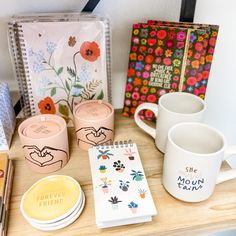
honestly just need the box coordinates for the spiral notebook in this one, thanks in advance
[88,141,157,228]
[8,13,111,126]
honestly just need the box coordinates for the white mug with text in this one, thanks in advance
[163,122,236,202]
[134,92,206,153]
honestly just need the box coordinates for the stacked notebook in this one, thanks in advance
[122,20,219,120]
[8,13,111,126]
[0,153,14,236]
[89,141,157,228]
[0,83,16,151]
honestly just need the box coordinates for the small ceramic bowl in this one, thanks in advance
[20,175,83,224]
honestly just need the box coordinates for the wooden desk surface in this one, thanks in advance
[7,112,236,236]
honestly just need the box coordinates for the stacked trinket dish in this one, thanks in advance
[20,175,85,231]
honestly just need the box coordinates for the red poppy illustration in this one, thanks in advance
[68,36,76,47]
[80,41,100,62]
[38,97,56,114]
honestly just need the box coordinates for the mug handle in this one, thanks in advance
[217,146,236,184]
[134,103,158,139]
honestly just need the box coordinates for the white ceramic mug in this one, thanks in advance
[163,122,236,202]
[134,92,206,153]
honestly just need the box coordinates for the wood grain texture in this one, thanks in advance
[7,111,236,235]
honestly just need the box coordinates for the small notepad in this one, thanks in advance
[88,141,157,228]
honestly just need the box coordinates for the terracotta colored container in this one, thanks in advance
[18,114,69,173]
[73,100,114,150]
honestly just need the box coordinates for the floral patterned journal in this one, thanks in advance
[122,21,219,120]
[8,14,111,126]
[88,141,157,228]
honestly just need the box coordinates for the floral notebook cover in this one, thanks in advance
[88,142,157,228]
[8,14,111,126]
[122,20,219,120]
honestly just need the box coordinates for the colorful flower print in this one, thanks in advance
[139,46,147,53]
[133,78,142,86]
[157,89,166,96]
[149,30,156,37]
[123,22,219,120]
[137,55,144,61]
[177,31,186,41]
[140,86,149,94]
[163,58,172,66]
[125,99,131,106]
[187,77,197,86]
[80,41,100,62]
[131,46,138,52]
[165,40,174,48]
[127,68,135,77]
[132,37,140,44]
[158,40,164,46]
[142,71,150,79]
[174,49,183,59]
[133,29,139,35]
[38,97,56,114]
[132,92,140,100]
[147,38,156,45]
[190,33,197,43]
[140,29,148,38]
[168,31,176,39]
[130,53,137,61]
[145,55,154,64]
[202,71,209,79]
[205,55,213,63]
[145,110,153,119]
[155,47,163,56]
[157,30,167,39]
[165,49,173,57]
[209,37,216,46]
[147,94,156,103]
[173,59,181,67]
[191,60,200,69]
[195,42,203,52]
[126,83,133,92]
[145,64,151,71]
[135,62,144,71]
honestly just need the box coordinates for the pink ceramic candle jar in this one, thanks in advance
[73,100,114,150]
[18,114,69,173]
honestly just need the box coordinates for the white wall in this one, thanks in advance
[1,0,236,145]
[194,0,236,144]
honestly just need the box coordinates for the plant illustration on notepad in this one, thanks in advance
[138,189,147,199]
[128,201,138,214]
[119,180,130,192]
[97,150,114,160]
[130,170,144,181]
[99,177,112,194]
[108,196,122,210]
[113,160,125,173]
[99,165,107,173]
[29,39,104,124]
[123,148,136,160]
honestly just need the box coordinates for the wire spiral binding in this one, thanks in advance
[8,13,112,118]
[8,22,35,117]
[96,140,133,150]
